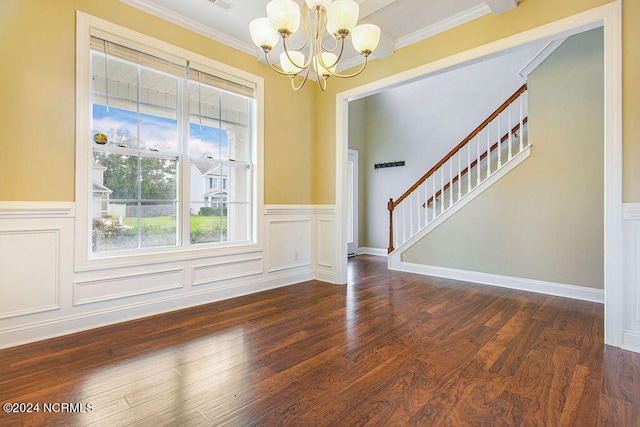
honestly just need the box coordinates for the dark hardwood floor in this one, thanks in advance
[1,255,638,426]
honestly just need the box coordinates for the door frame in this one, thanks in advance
[334,2,623,347]
[347,149,359,256]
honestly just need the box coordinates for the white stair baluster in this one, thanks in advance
[402,203,406,244]
[487,125,491,177]
[519,94,524,152]
[421,182,425,225]
[416,190,420,232]
[441,167,445,213]
[497,113,502,168]
[508,104,513,160]
[418,181,427,230]
[457,151,462,200]
[477,134,481,184]
[432,172,437,219]
[449,159,453,207]
[426,180,430,224]
[409,193,414,236]
[467,143,471,193]
[393,209,398,250]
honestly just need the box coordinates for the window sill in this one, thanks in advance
[75,240,262,273]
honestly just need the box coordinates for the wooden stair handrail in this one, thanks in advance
[424,117,527,206]
[390,83,527,210]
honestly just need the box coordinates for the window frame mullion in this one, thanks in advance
[180,67,191,248]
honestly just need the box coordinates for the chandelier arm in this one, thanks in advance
[282,34,308,53]
[290,65,312,91]
[263,50,297,76]
[316,77,327,92]
[324,54,370,79]
[314,7,326,46]
[321,35,341,53]
[317,37,346,72]
[283,38,312,70]
[284,6,310,52]
[317,6,341,53]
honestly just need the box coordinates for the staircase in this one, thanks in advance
[387,84,530,255]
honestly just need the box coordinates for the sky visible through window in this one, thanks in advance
[92,104,229,159]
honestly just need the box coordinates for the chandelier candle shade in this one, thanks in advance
[250,0,381,91]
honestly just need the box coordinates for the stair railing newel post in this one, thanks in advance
[388,198,395,253]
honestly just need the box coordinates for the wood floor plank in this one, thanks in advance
[0,255,637,426]
[602,346,638,403]
[558,364,601,426]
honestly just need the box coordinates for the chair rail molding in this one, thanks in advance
[0,201,75,218]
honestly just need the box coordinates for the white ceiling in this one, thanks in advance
[120,0,519,69]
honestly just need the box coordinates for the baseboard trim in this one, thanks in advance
[356,247,388,257]
[0,271,311,350]
[313,269,340,284]
[393,261,604,303]
[622,330,640,353]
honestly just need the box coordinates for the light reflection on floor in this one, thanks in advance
[70,326,248,425]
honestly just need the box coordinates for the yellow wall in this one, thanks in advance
[0,0,314,204]
[2,0,636,204]
[312,0,640,204]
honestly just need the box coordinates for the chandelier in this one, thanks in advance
[249,0,381,91]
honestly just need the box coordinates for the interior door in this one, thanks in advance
[347,149,358,256]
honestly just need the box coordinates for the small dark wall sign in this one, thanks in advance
[374,161,405,169]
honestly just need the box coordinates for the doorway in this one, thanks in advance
[334,4,622,346]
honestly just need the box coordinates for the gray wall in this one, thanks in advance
[348,44,543,250]
[402,28,604,289]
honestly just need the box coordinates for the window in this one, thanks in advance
[78,16,261,262]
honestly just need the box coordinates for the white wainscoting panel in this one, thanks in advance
[623,203,640,353]
[316,219,333,268]
[264,205,337,283]
[266,218,312,272]
[74,268,184,306]
[0,203,335,349]
[192,256,263,287]
[312,206,337,283]
[0,228,61,319]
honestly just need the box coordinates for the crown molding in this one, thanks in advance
[120,0,492,78]
[395,4,491,50]
[119,0,256,56]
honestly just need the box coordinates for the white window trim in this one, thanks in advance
[75,11,264,272]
